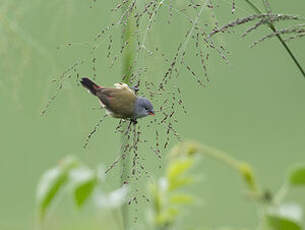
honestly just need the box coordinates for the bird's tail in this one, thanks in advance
[80,77,101,95]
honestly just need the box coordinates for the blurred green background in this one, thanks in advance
[1,0,305,229]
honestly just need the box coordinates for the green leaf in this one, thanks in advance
[238,162,257,191]
[265,214,302,230]
[167,159,193,180]
[70,168,97,207]
[167,158,194,191]
[155,207,179,226]
[289,165,305,186]
[36,156,79,219]
[170,193,193,204]
[74,179,96,207]
[95,185,128,209]
[268,203,303,223]
[169,141,200,158]
[168,176,193,191]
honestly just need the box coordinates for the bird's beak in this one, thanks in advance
[149,111,155,116]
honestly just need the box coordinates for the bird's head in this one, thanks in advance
[134,97,155,119]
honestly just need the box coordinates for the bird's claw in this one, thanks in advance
[131,119,138,124]
[130,86,139,93]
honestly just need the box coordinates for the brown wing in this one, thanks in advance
[96,87,136,118]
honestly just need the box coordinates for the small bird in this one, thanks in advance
[80,77,155,122]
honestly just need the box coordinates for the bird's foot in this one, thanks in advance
[130,86,139,93]
[131,119,138,124]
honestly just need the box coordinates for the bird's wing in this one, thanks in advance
[96,87,137,117]
[113,82,135,95]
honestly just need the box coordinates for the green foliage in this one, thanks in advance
[35,141,305,230]
[264,203,303,230]
[70,167,97,207]
[36,156,80,219]
[94,185,128,209]
[265,215,301,230]
[167,158,194,191]
[169,194,193,205]
[31,0,305,229]
[153,141,305,230]
[149,142,200,229]
[176,141,260,195]
[36,157,127,221]
[238,162,257,192]
[289,165,305,186]
[74,179,96,207]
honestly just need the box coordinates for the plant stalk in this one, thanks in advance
[197,144,259,193]
[120,2,136,229]
[244,0,305,78]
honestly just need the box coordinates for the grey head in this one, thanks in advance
[134,97,155,119]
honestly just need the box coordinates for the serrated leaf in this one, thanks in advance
[36,156,79,219]
[266,214,302,230]
[289,165,305,186]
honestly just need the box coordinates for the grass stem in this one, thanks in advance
[244,0,305,78]
[120,2,136,229]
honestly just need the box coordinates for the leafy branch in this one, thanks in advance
[36,142,305,230]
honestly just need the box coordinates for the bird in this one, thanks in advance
[80,77,155,123]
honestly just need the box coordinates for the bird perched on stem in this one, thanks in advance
[80,77,155,123]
